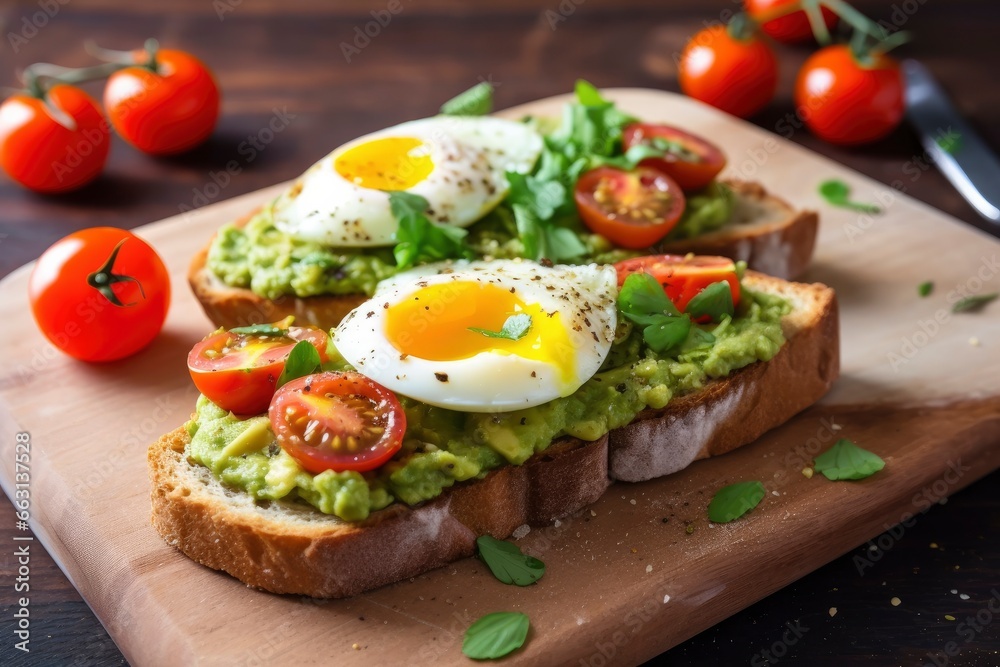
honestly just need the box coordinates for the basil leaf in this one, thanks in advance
[440,81,493,116]
[276,340,322,388]
[918,281,934,298]
[618,272,680,324]
[575,79,608,106]
[643,314,691,352]
[818,179,881,214]
[952,293,998,313]
[462,612,530,660]
[228,323,287,336]
[388,191,470,269]
[469,314,532,341]
[708,481,766,523]
[685,281,735,322]
[814,439,885,481]
[476,535,545,586]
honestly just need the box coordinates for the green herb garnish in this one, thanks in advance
[813,439,885,481]
[440,81,493,116]
[469,314,532,342]
[618,272,713,354]
[918,281,934,298]
[388,191,471,269]
[476,535,545,586]
[819,179,881,214]
[229,323,286,336]
[462,612,530,660]
[936,129,962,155]
[276,340,322,388]
[707,481,766,523]
[952,293,998,313]
[685,281,735,322]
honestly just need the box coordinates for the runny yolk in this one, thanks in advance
[333,136,434,191]
[384,281,576,385]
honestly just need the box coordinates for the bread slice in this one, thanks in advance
[151,273,838,597]
[188,181,818,330]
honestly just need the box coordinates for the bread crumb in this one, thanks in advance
[951,589,958,594]
[553,519,562,527]
[829,607,837,617]
[960,594,970,600]
[590,510,597,517]
[645,564,653,574]
[930,542,939,549]
[512,524,531,539]
[352,643,361,650]
[631,548,637,554]
[945,614,956,621]
[830,421,842,431]
[969,336,980,347]
[663,594,671,604]
[629,499,636,505]
[802,467,814,479]
[891,597,901,607]
[771,490,779,497]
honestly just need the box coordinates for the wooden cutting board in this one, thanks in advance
[1,89,999,666]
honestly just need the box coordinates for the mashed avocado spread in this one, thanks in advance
[185,287,789,522]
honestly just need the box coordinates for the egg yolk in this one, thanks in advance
[334,136,434,191]
[384,281,577,386]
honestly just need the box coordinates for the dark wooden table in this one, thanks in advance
[1,1,998,665]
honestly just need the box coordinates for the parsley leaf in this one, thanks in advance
[476,535,545,585]
[462,612,530,660]
[952,293,998,313]
[685,281,735,322]
[617,272,681,324]
[642,314,691,352]
[276,340,322,388]
[440,81,493,116]
[707,481,766,523]
[228,323,286,336]
[388,191,471,269]
[819,179,881,214]
[813,439,885,481]
[918,281,934,297]
[469,314,532,341]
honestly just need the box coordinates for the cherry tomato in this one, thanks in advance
[745,0,837,44]
[188,324,330,416]
[614,255,741,314]
[0,84,110,193]
[269,372,406,474]
[574,166,686,249]
[622,123,727,191]
[104,48,219,155]
[679,25,778,119]
[29,228,170,362]
[795,45,904,146]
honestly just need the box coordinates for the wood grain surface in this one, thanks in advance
[1,1,999,666]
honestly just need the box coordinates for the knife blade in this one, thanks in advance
[904,59,1000,223]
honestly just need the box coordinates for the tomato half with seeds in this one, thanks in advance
[614,255,741,313]
[574,166,686,249]
[623,123,727,191]
[269,372,406,474]
[187,325,329,415]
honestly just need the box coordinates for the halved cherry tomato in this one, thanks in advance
[187,324,329,415]
[795,45,904,146]
[623,123,727,191]
[0,84,110,193]
[269,372,406,474]
[745,0,838,44]
[679,25,778,119]
[614,255,741,314]
[104,48,219,155]
[29,227,170,361]
[574,166,686,249]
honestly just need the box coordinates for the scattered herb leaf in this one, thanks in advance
[440,81,493,116]
[685,281,735,322]
[388,191,471,269]
[476,535,546,586]
[918,281,934,298]
[469,314,533,342]
[813,439,885,481]
[935,129,962,155]
[617,272,681,324]
[229,323,286,336]
[276,340,322,388]
[707,481,766,523]
[819,179,881,214]
[642,314,691,352]
[462,612,530,660]
[952,293,998,313]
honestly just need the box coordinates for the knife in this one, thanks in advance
[904,59,1000,223]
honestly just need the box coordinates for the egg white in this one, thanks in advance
[334,260,619,412]
[270,117,542,248]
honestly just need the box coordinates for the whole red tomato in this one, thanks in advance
[679,25,778,119]
[29,227,171,362]
[745,0,837,44]
[795,45,904,145]
[0,84,110,193]
[104,48,219,155]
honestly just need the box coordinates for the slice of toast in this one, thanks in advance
[150,273,838,598]
[188,180,818,330]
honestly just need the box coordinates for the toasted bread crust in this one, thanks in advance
[188,181,818,329]
[151,275,838,598]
